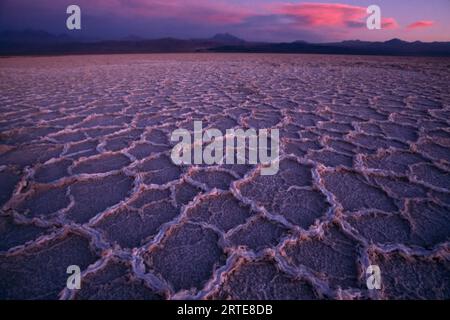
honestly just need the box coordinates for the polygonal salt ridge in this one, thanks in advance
[408,96,445,111]
[424,129,450,145]
[430,189,450,207]
[217,158,256,179]
[0,227,100,299]
[131,153,184,187]
[279,220,366,293]
[184,190,254,234]
[169,179,203,208]
[366,247,450,300]
[410,162,450,191]
[143,128,171,145]
[328,106,388,123]
[81,126,125,140]
[99,128,145,152]
[31,158,73,184]
[136,113,177,128]
[283,137,323,158]
[122,185,173,209]
[80,98,126,111]
[430,108,450,123]
[126,140,171,161]
[231,157,334,230]
[0,213,59,254]
[224,107,251,122]
[346,131,410,152]
[317,121,355,134]
[321,136,360,155]
[1,55,450,299]
[278,123,302,140]
[61,138,100,160]
[269,185,333,230]
[6,180,72,222]
[242,113,284,130]
[46,128,89,143]
[0,143,63,169]
[314,128,346,140]
[389,113,419,126]
[69,152,133,175]
[377,122,420,143]
[61,254,165,300]
[374,96,407,110]
[248,154,316,185]
[328,112,365,124]
[319,167,400,214]
[203,114,239,132]
[205,254,320,300]
[415,139,450,164]
[225,214,291,254]
[356,148,428,176]
[0,166,24,209]
[73,114,134,130]
[141,221,227,295]
[307,148,354,168]
[0,126,62,145]
[3,223,101,253]
[353,121,382,136]
[92,200,181,250]
[342,197,450,251]
[419,115,449,130]
[186,166,240,192]
[400,199,450,248]
[92,180,177,220]
[64,172,137,224]
[366,174,429,201]
[286,111,328,128]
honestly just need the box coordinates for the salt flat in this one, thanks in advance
[0,54,449,299]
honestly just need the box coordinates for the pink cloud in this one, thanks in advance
[78,1,400,29]
[382,17,399,30]
[275,3,365,27]
[113,0,253,24]
[407,20,435,30]
[272,2,398,30]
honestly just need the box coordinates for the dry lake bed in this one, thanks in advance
[0,53,449,299]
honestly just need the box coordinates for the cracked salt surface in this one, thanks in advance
[0,54,449,300]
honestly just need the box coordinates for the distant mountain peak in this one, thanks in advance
[1,29,449,57]
[0,29,73,43]
[385,38,408,45]
[211,33,245,44]
[293,40,308,44]
[122,34,144,41]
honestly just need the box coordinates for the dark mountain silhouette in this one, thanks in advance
[0,29,74,43]
[209,33,246,45]
[1,30,449,57]
[0,30,249,55]
[209,38,450,57]
[121,34,145,41]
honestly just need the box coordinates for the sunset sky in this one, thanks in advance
[0,0,449,42]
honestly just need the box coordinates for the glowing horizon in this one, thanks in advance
[0,0,449,43]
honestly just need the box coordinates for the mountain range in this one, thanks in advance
[1,30,449,57]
